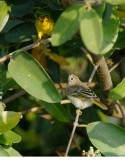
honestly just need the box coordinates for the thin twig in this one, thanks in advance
[81,47,99,87]
[61,99,71,104]
[34,6,49,10]
[84,0,91,10]
[116,100,125,123]
[109,57,125,73]
[19,106,44,114]
[87,65,99,87]
[64,109,81,157]
[80,47,94,65]
[37,44,48,61]
[2,90,26,104]
[9,16,35,23]
[0,38,51,63]
[71,0,102,7]
[2,82,96,104]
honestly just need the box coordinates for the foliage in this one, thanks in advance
[87,121,125,156]
[0,0,125,157]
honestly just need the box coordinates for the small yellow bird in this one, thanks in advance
[35,15,54,39]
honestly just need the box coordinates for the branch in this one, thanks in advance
[81,47,94,65]
[2,90,26,104]
[9,16,35,23]
[87,64,98,87]
[19,106,44,114]
[109,57,125,73]
[71,0,102,7]
[116,101,125,123]
[0,38,51,63]
[81,47,99,87]
[2,82,96,104]
[64,109,81,157]
[82,51,125,119]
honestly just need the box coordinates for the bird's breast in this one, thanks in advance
[68,95,92,109]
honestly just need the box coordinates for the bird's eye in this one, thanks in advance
[70,77,73,80]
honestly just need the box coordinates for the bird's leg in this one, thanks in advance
[73,109,82,127]
[76,108,87,128]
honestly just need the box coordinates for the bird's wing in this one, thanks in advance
[66,85,98,100]
[66,85,108,110]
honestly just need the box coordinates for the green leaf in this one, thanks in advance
[3,146,22,157]
[87,121,125,156]
[109,78,125,100]
[8,51,61,103]
[5,23,37,42]
[52,4,83,46]
[0,130,21,145]
[100,7,120,54]
[80,8,103,54]
[0,103,5,113]
[104,49,114,59]
[0,71,17,94]
[0,111,22,134]
[10,1,35,17]
[114,29,125,49]
[2,20,24,33]
[39,100,69,122]
[105,0,125,5]
[0,1,11,32]
[0,145,10,156]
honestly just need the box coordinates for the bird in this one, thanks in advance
[35,15,54,40]
[66,74,108,110]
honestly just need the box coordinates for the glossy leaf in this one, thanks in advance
[114,29,125,49]
[80,8,103,54]
[10,1,35,17]
[106,0,125,5]
[0,145,10,157]
[100,7,119,54]
[0,111,22,134]
[5,23,37,42]
[2,20,24,33]
[0,71,17,93]
[0,1,11,32]
[4,146,22,157]
[52,4,83,46]
[87,121,125,156]
[0,130,21,145]
[39,100,69,122]
[109,78,125,100]
[8,51,61,103]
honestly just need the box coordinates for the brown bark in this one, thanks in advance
[90,54,125,119]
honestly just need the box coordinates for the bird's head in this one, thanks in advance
[68,74,81,86]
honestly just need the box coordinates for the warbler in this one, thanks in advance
[35,15,54,39]
[66,74,108,110]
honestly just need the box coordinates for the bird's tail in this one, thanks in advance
[93,100,108,110]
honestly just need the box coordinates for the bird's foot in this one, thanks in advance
[76,109,82,115]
